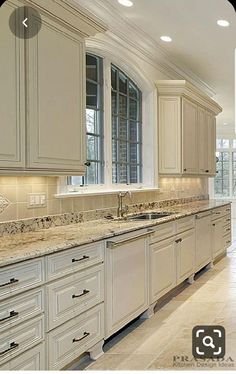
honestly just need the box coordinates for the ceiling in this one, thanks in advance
[78,0,236,132]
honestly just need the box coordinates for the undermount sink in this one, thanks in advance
[127,212,174,221]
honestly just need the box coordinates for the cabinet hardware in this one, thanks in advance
[226,228,230,231]
[107,231,155,249]
[205,170,209,173]
[226,240,231,244]
[212,223,215,226]
[0,342,19,356]
[226,219,230,222]
[84,162,91,167]
[175,238,182,243]
[215,212,221,215]
[72,289,90,298]
[183,168,187,172]
[0,278,19,288]
[73,332,90,343]
[0,310,19,323]
[226,209,230,212]
[72,255,89,263]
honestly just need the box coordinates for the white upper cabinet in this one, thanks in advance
[0,0,106,175]
[156,80,222,176]
[0,1,25,169]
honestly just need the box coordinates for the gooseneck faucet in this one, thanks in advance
[117,191,132,218]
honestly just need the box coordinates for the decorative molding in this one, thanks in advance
[0,195,10,215]
[74,0,216,98]
[156,80,222,115]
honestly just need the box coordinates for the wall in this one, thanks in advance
[0,176,208,223]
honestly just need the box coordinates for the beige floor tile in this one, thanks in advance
[87,354,157,370]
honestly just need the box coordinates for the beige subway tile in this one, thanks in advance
[17,203,35,220]
[0,204,17,222]
[73,197,84,212]
[47,176,59,185]
[16,184,33,203]
[83,195,103,211]
[61,198,73,213]
[47,185,58,200]
[48,199,60,215]
[102,194,117,208]
[0,177,17,186]
[0,185,17,203]
[16,176,34,185]
[32,184,48,195]
[33,206,48,218]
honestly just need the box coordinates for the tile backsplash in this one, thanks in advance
[0,176,209,223]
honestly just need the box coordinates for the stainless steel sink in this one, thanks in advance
[127,212,174,221]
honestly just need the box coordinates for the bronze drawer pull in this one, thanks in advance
[0,310,19,323]
[205,170,209,173]
[0,278,19,288]
[226,240,231,244]
[226,219,230,222]
[0,342,19,356]
[73,332,90,343]
[72,255,89,263]
[212,223,215,226]
[72,289,90,298]
[175,238,182,243]
[226,228,231,231]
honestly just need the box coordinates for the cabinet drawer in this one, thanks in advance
[46,242,104,281]
[223,235,231,248]
[212,205,231,221]
[0,259,44,301]
[0,343,45,371]
[0,316,44,365]
[0,288,43,333]
[150,222,176,244]
[222,204,231,216]
[46,264,104,330]
[176,215,195,234]
[47,304,104,370]
[223,224,231,236]
[222,215,231,227]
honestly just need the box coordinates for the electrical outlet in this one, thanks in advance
[28,193,47,208]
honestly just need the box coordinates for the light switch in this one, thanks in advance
[28,193,47,208]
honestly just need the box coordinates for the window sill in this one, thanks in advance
[55,187,160,199]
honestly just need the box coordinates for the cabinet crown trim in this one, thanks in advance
[156,80,222,116]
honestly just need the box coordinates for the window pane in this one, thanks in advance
[86,54,98,82]
[233,140,236,149]
[214,150,230,197]
[111,67,117,91]
[111,64,142,184]
[87,135,96,160]
[86,81,97,108]
[112,91,117,115]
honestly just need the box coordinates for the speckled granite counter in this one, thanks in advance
[0,199,231,267]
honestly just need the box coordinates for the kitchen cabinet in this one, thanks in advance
[150,237,176,303]
[0,0,25,170]
[105,231,150,338]
[156,80,222,176]
[212,218,224,259]
[176,228,195,284]
[0,0,106,175]
[195,212,212,271]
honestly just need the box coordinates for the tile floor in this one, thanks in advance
[73,224,236,371]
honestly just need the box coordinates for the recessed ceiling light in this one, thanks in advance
[118,0,133,7]
[217,20,230,27]
[160,36,172,43]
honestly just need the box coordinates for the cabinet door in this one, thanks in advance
[195,214,212,271]
[26,12,86,173]
[182,98,198,174]
[0,1,25,169]
[105,234,149,338]
[212,218,224,259]
[198,107,208,174]
[176,229,195,284]
[207,112,216,175]
[150,237,176,304]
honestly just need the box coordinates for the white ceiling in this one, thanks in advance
[76,0,236,132]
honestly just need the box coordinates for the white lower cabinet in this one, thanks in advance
[176,229,195,284]
[0,343,45,371]
[195,213,212,272]
[105,231,149,338]
[150,237,176,303]
[212,218,224,259]
[47,304,104,370]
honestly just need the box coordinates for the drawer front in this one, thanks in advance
[223,214,231,227]
[150,222,176,244]
[223,224,231,237]
[176,215,195,234]
[0,316,44,365]
[0,289,43,333]
[48,304,104,370]
[0,259,44,301]
[46,242,104,281]
[212,205,231,221]
[0,343,45,370]
[46,264,104,330]
[222,204,231,216]
[223,235,231,248]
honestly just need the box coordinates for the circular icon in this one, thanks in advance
[9,6,42,39]
[202,336,215,349]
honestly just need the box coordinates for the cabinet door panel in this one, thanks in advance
[105,235,148,338]
[150,237,176,303]
[212,218,224,259]
[198,107,208,174]
[177,229,195,284]
[195,215,212,271]
[207,112,216,175]
[182,98,198,174]
[0,1,25,168]
[27,14,85,172]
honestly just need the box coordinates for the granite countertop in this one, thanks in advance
[0,199,231,267]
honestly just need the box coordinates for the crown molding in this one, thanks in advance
[73,0,216,97]
[156,80,222,115]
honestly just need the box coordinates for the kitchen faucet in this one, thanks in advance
[117,191,132,218]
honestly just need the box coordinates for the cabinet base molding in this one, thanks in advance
[140,303,156,319]
[187,274,195,284]
[88,339,104,360]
